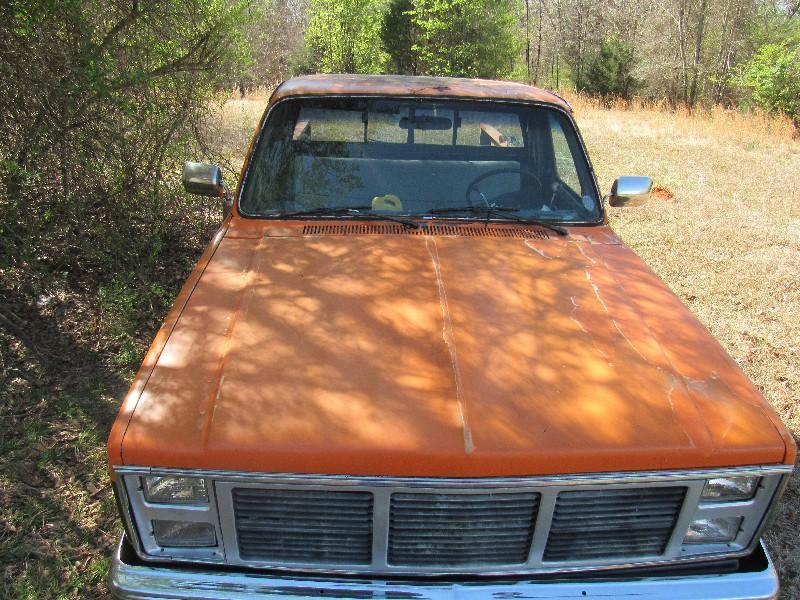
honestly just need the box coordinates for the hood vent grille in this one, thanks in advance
[302,223,550,239]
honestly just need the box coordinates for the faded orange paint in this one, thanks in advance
[109,219,794,476]
[107,76,795,479]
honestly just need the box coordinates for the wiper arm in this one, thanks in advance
[275,205,420,229]
[277,205,373,217]
[427,205,567,236]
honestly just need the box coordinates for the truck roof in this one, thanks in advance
[270,74,572,111]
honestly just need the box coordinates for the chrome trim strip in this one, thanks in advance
[111,465,792,576]
[108,536,781,600]
[114,464,792,487]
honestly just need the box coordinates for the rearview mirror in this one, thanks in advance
[399,115,452,131]
[182,161,225,197]
[608,176,653,207]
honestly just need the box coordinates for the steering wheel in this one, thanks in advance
[465,167,543,207]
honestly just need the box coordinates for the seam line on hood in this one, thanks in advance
[201,237,266,448]
[425,236,475,455]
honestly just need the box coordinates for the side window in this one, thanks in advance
[548,113,581,194]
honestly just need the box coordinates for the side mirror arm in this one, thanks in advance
[221,181,233,218]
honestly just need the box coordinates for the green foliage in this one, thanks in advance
[382,0,418,74]
[738,39,800,125]
[581,36,640,100]
[305,0,387,73]
[402,0,520,79]
[0,0,250,364]
[98,275,173,366]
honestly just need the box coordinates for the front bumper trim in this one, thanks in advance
[109,536,780,600]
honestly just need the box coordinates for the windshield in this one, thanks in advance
[239,97,601,223]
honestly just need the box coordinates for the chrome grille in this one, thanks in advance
[388,492,538,566]
[544,486,686,561]
[233,488,373,564]
[121,466,792,574]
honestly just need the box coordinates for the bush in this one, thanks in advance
[0,0,249,366]
[580,36,640,101]
[738,39,800,127]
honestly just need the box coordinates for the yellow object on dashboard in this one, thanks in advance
[372,194,403,212]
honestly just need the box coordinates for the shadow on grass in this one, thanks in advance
[0,281,135,598]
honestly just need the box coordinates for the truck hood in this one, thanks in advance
[118,224,791,476]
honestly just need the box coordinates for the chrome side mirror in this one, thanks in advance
[607,176,653,207]
[182,161,232,217]
[183,161,224,196]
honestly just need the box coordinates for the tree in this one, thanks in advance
[0,0,249,283]
[581,35,641,99]
[237,0,309,91]
[383,0,418,74]
[305,0,387,73]
[738,38,800,126]
[401,0,520,79]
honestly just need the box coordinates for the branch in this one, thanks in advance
[95,1,141,58]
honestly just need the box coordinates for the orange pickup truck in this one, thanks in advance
[106,75,795,599]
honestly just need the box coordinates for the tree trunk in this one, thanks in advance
[676,0,691,105]
[688,0,707,107]
[525,0,531,84]
[534,0,543,85]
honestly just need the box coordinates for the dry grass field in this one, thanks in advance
[207,92,800,596]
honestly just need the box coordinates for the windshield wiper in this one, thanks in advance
[273,205,421,229]
[427,206,568,236]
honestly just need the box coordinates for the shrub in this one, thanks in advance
[580,36,640,101]
[738,39,800,128]
[0,0,248,364]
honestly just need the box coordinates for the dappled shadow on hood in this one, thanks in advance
[121,227,789,476]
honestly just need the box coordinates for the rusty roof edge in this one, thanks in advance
[269,74,571,111]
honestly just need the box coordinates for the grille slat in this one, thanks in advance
[544,487,686,562]
[301,223,549,239]
[233,488,373,564]
[230,484,689,570]
[387,493,538,567]
[391,523,536,531]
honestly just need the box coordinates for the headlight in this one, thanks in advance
[152,519,217,547]
[680,471,789,558]
[701,476,759,502]
[143,475,208,504]
[684,516,742,544]
[119,472,222,562]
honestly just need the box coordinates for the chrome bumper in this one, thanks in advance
[109,536,780,600]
